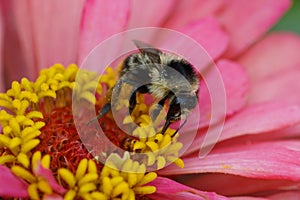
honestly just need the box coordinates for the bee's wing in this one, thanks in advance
[112,64,154,107]
[120,63,153,87]
[133,40,161,63]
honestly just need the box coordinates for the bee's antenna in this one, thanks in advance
[86,103,111,126]
[132,40,162,56]
[86,116,99,126]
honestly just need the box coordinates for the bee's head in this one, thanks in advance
[167,93,198,122]
[161,93,197,135]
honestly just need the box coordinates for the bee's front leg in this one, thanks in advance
[129,90,137,115]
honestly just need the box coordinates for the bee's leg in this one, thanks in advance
[171,118,187,138]
[129,90,137,115]
[161,97,180,135]
[160,118,171,135]
[87,103,111,125]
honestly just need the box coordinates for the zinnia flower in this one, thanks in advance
[1,0,300,199]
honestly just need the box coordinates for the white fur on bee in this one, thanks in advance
[148,66,170,99]
[159,53,182,65]
[124,52,199,99]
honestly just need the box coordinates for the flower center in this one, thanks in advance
[0,63,184,199]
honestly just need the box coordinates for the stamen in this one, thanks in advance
[100,152,157,199]
[97,65,185,170]
[0,63,181,199]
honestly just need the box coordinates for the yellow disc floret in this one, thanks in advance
[100,66,185,170]
[58,159,101,200]
[11,151,55,200]
[0,63,185,199]
[100,152,157,200]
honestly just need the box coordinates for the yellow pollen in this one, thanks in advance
[0,64,164,199]
[100,66,118,89]
[9,151,55,199]
[58,158,101,199]
[100,152,157,199]
[98,65,185,170]
[222,164,233,169]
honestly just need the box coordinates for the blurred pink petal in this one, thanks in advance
[216,0,291,57]
[269,191,300,200]
[217,102,300,141]
[187,102,300,154]
[231,197,267,200]
[209,124,300,148]
[164,0,225,29]
[247,67,300,104]
[214,60,248,115]
[33,163,66,195]
[193,59,248,128]
[79,0,130,62]
[0,165,28,198]
[178,17,229,59]
[161,140,300,181]
[147,176,230,200]
[238,33,300,104]
[272,124,300,139]
[128,0,175,28]
[160,17,229,73]
[175,173,299,197]
[44,194,64,200]
[239,33,300,82]
[1,1,36,88]
[12,0,85,69]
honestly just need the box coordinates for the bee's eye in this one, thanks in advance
[180,95,197,109]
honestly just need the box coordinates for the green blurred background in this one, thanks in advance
[272,0,300,33]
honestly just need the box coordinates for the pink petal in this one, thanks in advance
[12,0,85,69]
[174,173,299,197]
[178,17,229,59]
[213,60,248,116]
[182,60,248,157]
[1,1,37,88]
[34,163,66,194]
[163,0,225,29]
[0,165,28,197]
[147,177,230,200]
[44,194,64,200]
[231,197,267,200]
[273,124,300,140]
[218,102,300,142]
[128,0,175,28]
[216,0,291,57]
[190,59,248,128]
[238,33,300,104]
[160,140,300,181]
[269,191,300,200]
[238,33,300,82]
[79,0,130,63]
[247,67,300,105]
[159,18,229,74]
[186,102,300,154]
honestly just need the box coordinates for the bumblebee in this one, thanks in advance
[91,40,199,137]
